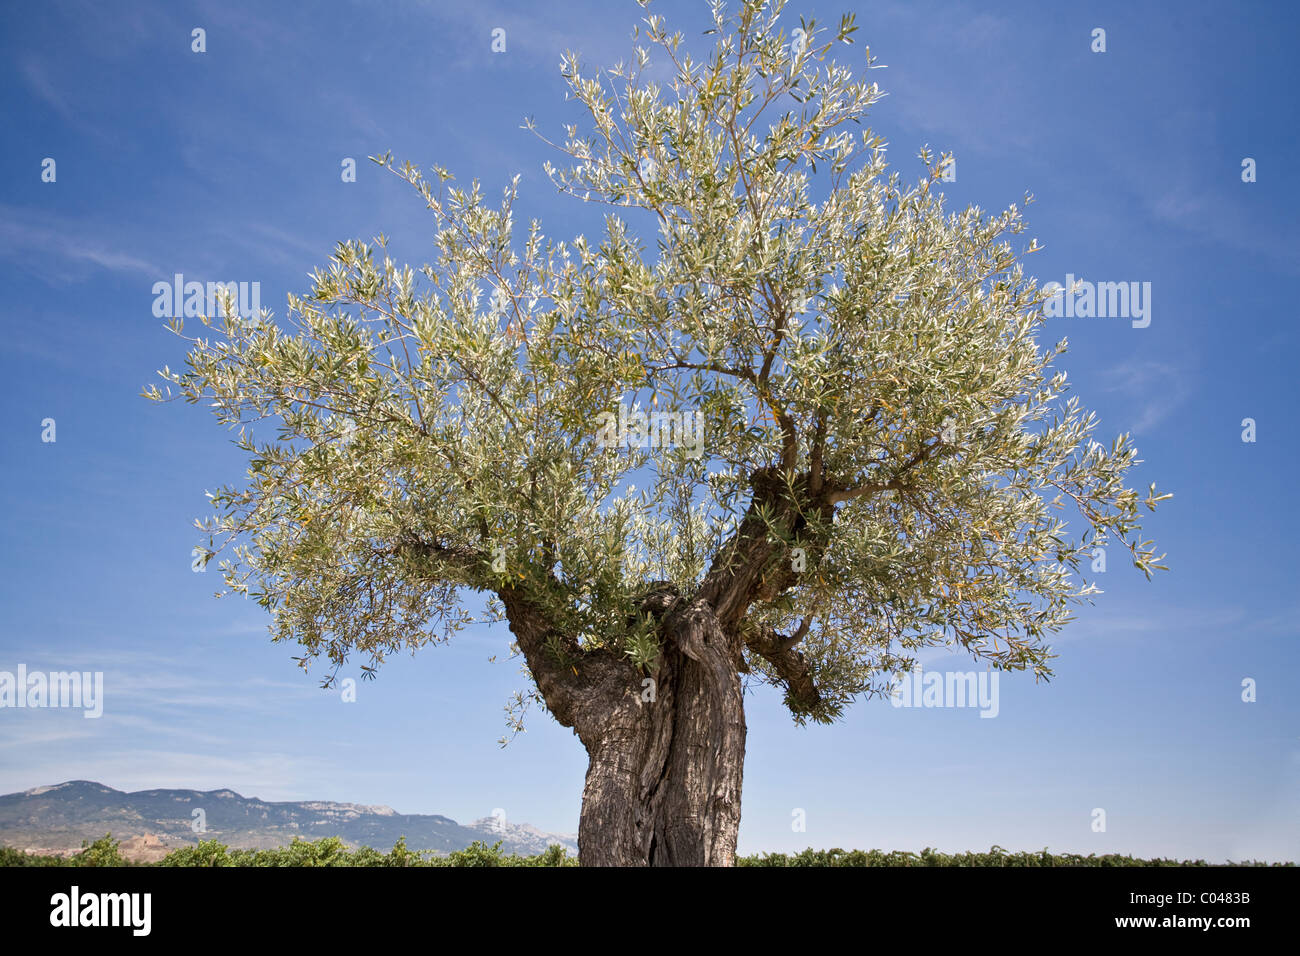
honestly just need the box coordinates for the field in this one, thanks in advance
[2,836,1289,868]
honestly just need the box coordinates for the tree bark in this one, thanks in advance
[575,597,746,866]
[495,466,833,866]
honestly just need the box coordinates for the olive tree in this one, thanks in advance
[148,0,1168,866]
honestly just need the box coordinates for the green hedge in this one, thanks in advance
[0,835,574,867]
[735,846,1292,867]
[1,835,1290,867]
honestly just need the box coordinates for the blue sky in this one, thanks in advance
[1,0,1297,861]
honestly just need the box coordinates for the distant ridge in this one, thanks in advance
[0,780,577,859]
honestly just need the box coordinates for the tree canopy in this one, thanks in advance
[148,0,1167,734]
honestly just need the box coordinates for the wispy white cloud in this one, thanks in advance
[1097,358,1196,434]
[19,57,77,125]
[861,3,1035,156]
[0,204,163,282]
[0,645,317,720]
[395,0,640,72]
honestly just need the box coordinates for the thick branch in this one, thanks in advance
[699,467,834,629]
[744,620,821,712]
[396,536,631,740]
[497,584,631,739]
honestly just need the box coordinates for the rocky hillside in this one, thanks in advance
[0,781,577,859]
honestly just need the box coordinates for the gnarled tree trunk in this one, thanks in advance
[498,467,829,866]
[577,598,746,866]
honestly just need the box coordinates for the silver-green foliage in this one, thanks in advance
[147,0,1168,724]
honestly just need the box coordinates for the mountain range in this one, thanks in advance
[0,780,578,861]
